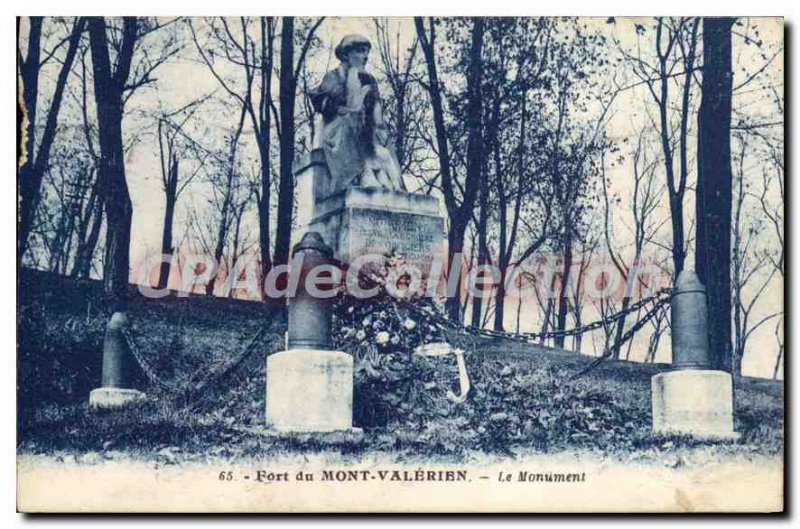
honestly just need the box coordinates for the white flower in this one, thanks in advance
[362,316,372,327]
[375,331,390,345]
[356,330,366,341]
[403,318,417,331]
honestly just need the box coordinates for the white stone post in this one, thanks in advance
[651,271,738,440]
[265,232,361,437]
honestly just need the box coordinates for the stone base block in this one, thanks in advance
[652,370,739,440]
[89,387,146,410]
[266,349,354,433]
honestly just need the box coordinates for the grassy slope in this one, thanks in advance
[17,268,783,463]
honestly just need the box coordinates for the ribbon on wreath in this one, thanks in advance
[414,343,471,404]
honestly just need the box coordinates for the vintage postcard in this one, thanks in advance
[16,15,784,513]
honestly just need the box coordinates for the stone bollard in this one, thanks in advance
[670,272,712,369]
[89,312,146,410]
[265,232,361,437]
[287,232,334,350]
[651,271,738,440]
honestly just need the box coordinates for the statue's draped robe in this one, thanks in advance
[311,67,405,195]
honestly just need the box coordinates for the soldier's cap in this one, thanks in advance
[335,34,372,61]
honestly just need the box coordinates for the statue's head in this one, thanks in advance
[335,34,371,68]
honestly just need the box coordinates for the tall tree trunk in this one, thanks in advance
[72,190,104,279]
[470,179,489,328]
[415,17,483,323]
[415,17,456,317]
[257,16,274,295]
[274,16,295,271]
[540,296,554,346]
[651,18,697,279]
[72,174,97,266]
[18,17,85,263]
[494,90,526,333]
[773,330,783,379]
[554,230,572,349]
[611,296,631,359]
[207,108,246,296]
[695,111,706,280]
[158,158,178,290]
[88,17,136,309]
[257,140,272,295]
[470,119,493,328]
[456,18,484,324]
[697,17,735,373]
[495,137,507,332]
[228,203,245,298]
[18,17,41,265]
[395,86,406,169]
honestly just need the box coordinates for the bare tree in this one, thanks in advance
[373,18,422,174]
[569,236,599,352]
[155,99,210,289]
[274,17,324,272]
[696,17,736,372]
[206,104,248,296]
[602,130,666,359]
[415,17,485,323]
[189,16,278,289]
[18,17,86,265]
[730,134,780,375]
[620,17,699,278]
[88,16,179,305]
[71,42,105,279]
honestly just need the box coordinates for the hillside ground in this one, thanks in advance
[17,268,783,467]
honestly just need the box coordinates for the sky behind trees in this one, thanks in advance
[18,17,783,378]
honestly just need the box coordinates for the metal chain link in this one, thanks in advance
[570,296,670,379]
[399,288,672,345]
[122,329,177,392]
[121,306,281,401]
[514,287,671,341]
[183,320,276,399]
[121,283,672,396]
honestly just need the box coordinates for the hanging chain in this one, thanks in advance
[122,328,176,392]
[399,287,672,345]
[120,282,673,398]
[121,306,282,401]
[570,296,670,379]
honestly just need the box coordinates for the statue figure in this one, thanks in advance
[311,34,406,194]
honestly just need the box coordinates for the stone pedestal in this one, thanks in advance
[294,150,445,279]
[265,349,358,433]
[89,387,145,410]
[307,187,444,276]
[652,370,739,440]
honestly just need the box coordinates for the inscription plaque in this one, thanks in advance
[297,185,445,280]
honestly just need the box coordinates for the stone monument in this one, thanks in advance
[265,232,361,437]
[651,271,738,440]
[294,34,444,280]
